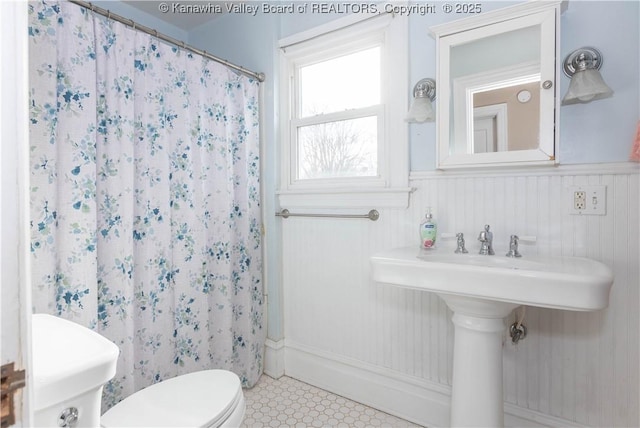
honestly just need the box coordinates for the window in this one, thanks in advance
[279,13,410,208]
[297,46,381,180]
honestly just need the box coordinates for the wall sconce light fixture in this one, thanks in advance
[406,78,436,122]
[562,47,613,105]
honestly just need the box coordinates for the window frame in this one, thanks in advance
[278,13,410,209]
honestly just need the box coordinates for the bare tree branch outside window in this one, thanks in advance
[299,116,377,180]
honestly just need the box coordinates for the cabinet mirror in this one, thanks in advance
[431,2,565,168]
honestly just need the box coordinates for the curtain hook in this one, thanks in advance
[107,9,111,20]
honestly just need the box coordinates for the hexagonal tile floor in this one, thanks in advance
[241,375,424,428]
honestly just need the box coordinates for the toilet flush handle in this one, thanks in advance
[58,407,79,428]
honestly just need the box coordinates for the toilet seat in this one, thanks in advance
[100,370,245,428]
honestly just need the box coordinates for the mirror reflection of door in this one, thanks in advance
[473,104,508,153]
[472,81,539,152]
[474,117,495,153]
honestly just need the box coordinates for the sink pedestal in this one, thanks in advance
[438,294,520,427]
[371,246,614,427]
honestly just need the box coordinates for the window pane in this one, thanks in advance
[297,116,377,180]
[299,47,380,117]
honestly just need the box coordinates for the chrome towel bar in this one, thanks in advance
[276,209,380,221]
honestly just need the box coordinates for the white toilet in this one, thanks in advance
[32,314,246,428]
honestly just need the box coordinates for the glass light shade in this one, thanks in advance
[405,96,434,123]
[562,68,614,105]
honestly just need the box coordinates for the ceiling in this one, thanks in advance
[123,1,227,30]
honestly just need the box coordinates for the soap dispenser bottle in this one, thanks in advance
[419,209,437,249]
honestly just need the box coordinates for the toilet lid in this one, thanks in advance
[101,370,243,428]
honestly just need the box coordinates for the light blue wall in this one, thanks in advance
[558,1,639,163]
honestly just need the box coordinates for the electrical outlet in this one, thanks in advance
[574,191,586,210]
[568,185,606,215]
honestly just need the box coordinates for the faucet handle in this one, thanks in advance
[517,235,537,243]
[506,235,522,258]
[454,233,469,254]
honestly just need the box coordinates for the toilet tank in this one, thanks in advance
[32,314,119,427]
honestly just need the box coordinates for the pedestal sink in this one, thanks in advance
[371,247,614,427]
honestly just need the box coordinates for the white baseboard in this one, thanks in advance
[263,338,285,379]
[284,341,586,428]
[284,341,451,427]
[504,403,584,427]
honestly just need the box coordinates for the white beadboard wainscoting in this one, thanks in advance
[279,163,639,428]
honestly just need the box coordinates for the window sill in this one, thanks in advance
[276,187,412,209]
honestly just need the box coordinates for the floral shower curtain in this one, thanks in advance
[28,0,264,408]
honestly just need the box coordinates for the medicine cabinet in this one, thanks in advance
[430,1,567,169]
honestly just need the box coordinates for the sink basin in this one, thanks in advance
[371,246,614,427]
[371,247,614,311]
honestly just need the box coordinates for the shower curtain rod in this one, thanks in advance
[67,0,266,82]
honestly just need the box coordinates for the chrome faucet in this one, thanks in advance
[506,235,522,258]
[477,224,495,255]
[454,233,469,254]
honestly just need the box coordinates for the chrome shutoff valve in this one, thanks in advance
[509,322,527,344]
[58,407,79,428]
